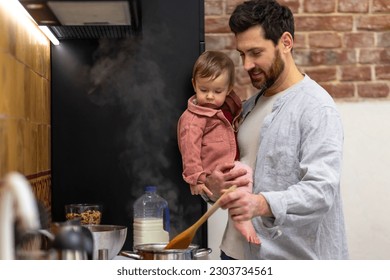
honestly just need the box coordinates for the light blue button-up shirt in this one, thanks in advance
[221,75,349,259]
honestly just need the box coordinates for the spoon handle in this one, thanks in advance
[192,185,237,229]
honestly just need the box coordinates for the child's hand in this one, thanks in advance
[190,183,213,197]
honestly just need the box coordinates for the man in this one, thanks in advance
[204,0,349,259]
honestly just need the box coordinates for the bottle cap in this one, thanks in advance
[145,186,156,192]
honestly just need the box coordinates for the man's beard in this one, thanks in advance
[249,48,285,90]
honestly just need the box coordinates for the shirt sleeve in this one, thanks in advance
[177,114,207,186]
[261,105,344,228]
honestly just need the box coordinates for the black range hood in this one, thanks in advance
[19,0,141,39]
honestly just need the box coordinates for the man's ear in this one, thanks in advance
[280,32,293,53]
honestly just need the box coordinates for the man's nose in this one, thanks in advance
[243,57,255,71]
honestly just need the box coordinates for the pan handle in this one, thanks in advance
[194,248,212,259]
[119,251,141,260]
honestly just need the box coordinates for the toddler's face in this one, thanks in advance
[193,70,231,109]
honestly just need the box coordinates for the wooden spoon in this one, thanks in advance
[164,185,237,250]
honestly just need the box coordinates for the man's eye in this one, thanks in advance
[252,51,262,57]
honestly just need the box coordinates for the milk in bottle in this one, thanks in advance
[133,186,170,247]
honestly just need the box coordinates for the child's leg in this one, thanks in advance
[231,161,261,244]
[233,219,261,244]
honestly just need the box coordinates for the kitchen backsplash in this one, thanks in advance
[0,2,51,211]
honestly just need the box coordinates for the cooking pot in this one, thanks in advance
[120,243,211,260]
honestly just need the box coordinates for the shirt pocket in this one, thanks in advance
[262,119,299,177]
[203,122,226,144]
[201,123,232,167]
[264,149,296,177]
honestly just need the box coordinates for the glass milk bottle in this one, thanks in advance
[133,186,170,247]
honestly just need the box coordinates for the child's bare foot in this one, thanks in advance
[234,220,261,245]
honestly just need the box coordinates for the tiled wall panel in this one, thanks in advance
[0,2,51,211]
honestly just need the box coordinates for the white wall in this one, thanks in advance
[338,101,390,260]
[207,101,390,260]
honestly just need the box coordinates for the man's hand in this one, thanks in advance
[204,162,250,201]
[219,190,273,220]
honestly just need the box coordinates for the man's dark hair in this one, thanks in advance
[229,0,295,46]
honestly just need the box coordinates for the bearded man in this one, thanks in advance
[204,0,349,260]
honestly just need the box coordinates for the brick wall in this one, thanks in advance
[205,0,390,101]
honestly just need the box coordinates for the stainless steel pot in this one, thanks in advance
[120,243,211,260]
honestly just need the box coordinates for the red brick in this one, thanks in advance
[375,65,390,80]
[204,0,390,103]
[205,0,224,16]
[226,0,246,15]
[308,32,342,48]
[295,16,353,31]
[320,83,355,99]
[293,33,307,49]
[377,32,390,47]
[225,49,241,65]
[357,15,390,31]
[344,32,375,48]
[295,49,357,66]
[340,66,372,81]
[338,0,369,13]
[304,0,336,13]
[373,0,390,13]
[294,50,311,66]
[360,49,390,64]
[205,16,231,33]
[359,50,378,64]
[225,0,300,15]
[205,34,236,50]
[302,67,337,82]
[235,67,251,85]
[377,48,390,63]
[358,83,389,98]
[278,0,300,13]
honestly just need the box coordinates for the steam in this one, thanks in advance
[74,21,203,240]
[83,34,180,214]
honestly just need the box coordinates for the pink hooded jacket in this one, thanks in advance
[177,91,242,186]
